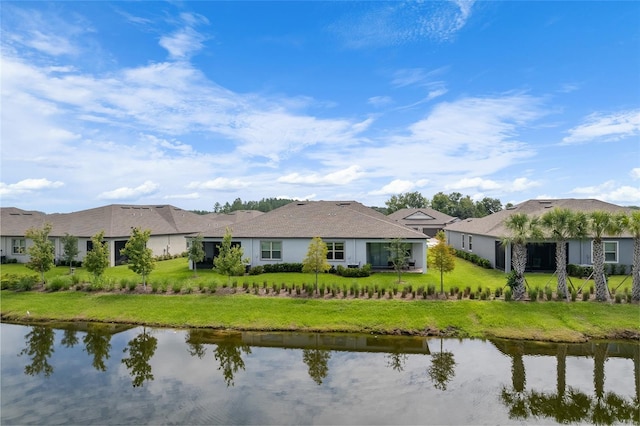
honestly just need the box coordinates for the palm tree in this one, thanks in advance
[587,211,622,302]
[541,208,588,301]
[621,211,640,302]
[503,213,543,300]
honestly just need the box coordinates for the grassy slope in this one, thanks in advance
[2,258,638,342]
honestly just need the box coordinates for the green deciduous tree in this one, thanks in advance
[120,227,155,289]
[84,231,110,281]
[188,233,205,277]
[25,223,55,283]
[587,211,622,302]
[541,208,587,301]
[502,213,543,300]
[388,238,411,284]
[621,211,640,301]
[302,236,331,290]
[214,228,248,285]
[428,230,456,295]
[61,233,79,273]
[385,191,429,214]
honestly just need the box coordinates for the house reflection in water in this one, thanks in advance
[186,330,431,354]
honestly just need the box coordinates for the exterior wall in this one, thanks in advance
[2,234,191,267]
[445,231,498,267]
[568,239,633,269]
[228,238,426,273]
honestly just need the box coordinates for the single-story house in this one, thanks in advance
[1,204,213,267]
[387,208,458,237]
[444,199,633,273]
[198,201,429,273]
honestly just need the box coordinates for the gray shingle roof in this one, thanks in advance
[201,201,427,239]
[387,208,457,226]
[1,204,211,238]
[445,199,633,238]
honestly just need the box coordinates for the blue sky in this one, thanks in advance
[1,1,639,213]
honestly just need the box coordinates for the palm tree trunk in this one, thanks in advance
[593,239,609,302]
[556,240,569,301]
[632,237,640,302]
[512,243,527,300]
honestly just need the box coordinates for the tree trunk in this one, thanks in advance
[512,244,527,300]
[556,240,569,301]
[632,237,640,302]
[593,239,608,302]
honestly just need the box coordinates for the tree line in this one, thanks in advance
[198,192,505,219]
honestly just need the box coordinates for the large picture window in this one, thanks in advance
[261,241,282,260]
[12,239,25,255]
[326,242,345,260]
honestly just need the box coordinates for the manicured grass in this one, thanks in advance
[2,258,638,342]
[2,291,638,342]
[1,257,634,296]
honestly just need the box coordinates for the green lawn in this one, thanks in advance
[1,256,634,297]
[2,258,638,343]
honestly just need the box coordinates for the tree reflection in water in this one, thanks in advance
[302,349,331,385]
[427,338,456,391]
[60,328,79,348]
[19,325,55,377]
[499,340,639,425]
[83,325,112,372]
[214,340,252,387]
[386,352,408,372]
[121,327,158,387]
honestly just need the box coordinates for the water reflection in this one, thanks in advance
[427,338,456,391]
[495,339,640,425]
[121,326,158,387]
[19,325,55,377]
[4,322,639,425]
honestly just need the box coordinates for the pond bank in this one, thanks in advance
[1,291,639,343]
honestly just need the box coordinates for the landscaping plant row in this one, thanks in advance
[1,272,635,303]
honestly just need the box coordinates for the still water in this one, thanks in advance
[1,322,638,425]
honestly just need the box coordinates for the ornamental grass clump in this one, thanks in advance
[582,291,590,301]
[504,288,513,301]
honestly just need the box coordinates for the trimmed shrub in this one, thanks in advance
[248,266,264,275]
[335,264,372,278]
[262,263,303,273]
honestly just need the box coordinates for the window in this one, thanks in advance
[261,241,282,260]
[468,235,473,251]
[604,241,618,263]
[591,241,618,263]
[12,239,25,255]
[461,234,465,249]
[327,242,345,260]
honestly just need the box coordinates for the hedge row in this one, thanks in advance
[454,249,492,269]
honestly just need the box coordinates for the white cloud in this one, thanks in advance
[445,176,540,193]
[332,0,475,48]
[446,177,501,191]
[570,180,640,204]
[368,96,393,107]
[277,165,365,186]
[187,178,250,191]
[630,168,640,180]
[0,178,64,196]
[562,109,640,144]
[160,27,206,60]
[98,180,160,200]
[164,192,200,200]
[369,178,429,196]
